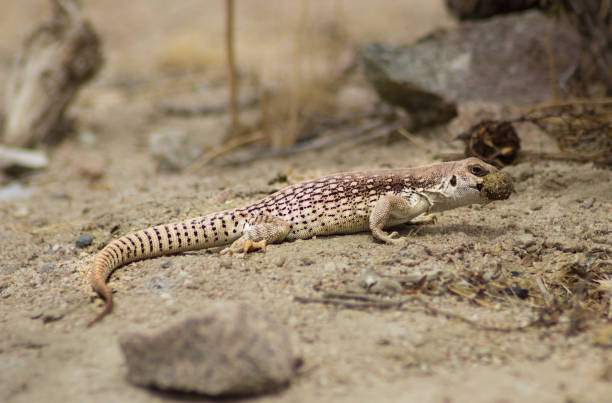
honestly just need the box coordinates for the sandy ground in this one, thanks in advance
[1,1,612,402]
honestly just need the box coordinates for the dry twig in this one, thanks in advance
[294,291,542,333]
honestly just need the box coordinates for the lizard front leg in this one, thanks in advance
[369,194,431,244]
[220,214,290,256]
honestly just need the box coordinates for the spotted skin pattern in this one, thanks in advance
[89,157,499,325]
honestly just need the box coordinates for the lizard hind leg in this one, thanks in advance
[220,214,290,256]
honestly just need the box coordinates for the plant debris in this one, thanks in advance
[521,99,612,167]
[458,120,521,167]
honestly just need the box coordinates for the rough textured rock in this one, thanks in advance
[119,302,300,396]
[0,146,49,173]
[148,128,203,172]
[2,0,102,147]
[362,11,583,128]
[75,234,93,248]
[445,0,541,20]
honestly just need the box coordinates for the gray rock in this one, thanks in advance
[40,263,56,273]
[3,266,20,274]
[0,145,49,171]
[445,0,542,20]
[75,234,94,248]
[0,183,32,201]
[357,269,403,296]
[148,129,203,172]
[2,0,102,148]
[515,233,536,249]
[362,11,583,128]
[120,302,300,396]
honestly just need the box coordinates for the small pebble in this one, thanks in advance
[75,234,94,248]
[323,262,336,272]
[530,203,543,211]
[148,128,203,172]
[272,256,286,268]
[515,233,536,249]
[40,263,56,273]
[300,257,315,266]
[161,261,172,269]
[3,266,19,274]
[583,197,596,209]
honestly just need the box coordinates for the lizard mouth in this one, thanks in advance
[476,183,483,192]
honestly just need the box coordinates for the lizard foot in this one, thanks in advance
[220,239,267,257]
[408,214,438,225]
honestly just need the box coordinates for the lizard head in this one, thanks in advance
[425,157,501,212]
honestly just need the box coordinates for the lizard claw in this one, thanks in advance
[221,239,267,258]
[241,239,267,257]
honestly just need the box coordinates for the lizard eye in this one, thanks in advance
[469,164,488,177]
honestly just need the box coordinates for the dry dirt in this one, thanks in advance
[1,1,612,402]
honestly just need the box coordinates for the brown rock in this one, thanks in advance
[362,11,583,128]
[2,0,103,147]
[120,302,300,396]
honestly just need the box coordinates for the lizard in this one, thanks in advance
[88,157,505,326]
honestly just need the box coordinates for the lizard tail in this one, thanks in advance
[88,212,243,326]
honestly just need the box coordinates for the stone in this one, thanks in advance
[362,11,583,128]
[75,234,94,248]
[40,263,56,273]
[445,0,541,20]
[120,302,300,396]
[0,183,32,201]
[148,128,203,172]
[515,233,536,249]
[0,146,49,173]
[2,0,102,147]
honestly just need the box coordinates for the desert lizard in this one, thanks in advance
[89,157,510,325]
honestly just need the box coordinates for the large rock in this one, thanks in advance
[362,11,583,128]
[2,0,102,147]
[120,302,300,396]
[445,0,541,20]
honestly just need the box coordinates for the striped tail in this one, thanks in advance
[88,211,243,326]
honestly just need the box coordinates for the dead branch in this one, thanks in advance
[294,291,543,333]
[224,0,240,139]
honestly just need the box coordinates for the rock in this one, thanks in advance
[362,11,583,128]
[75,234,94,248]
[40,263,56,273]
[2,0,102,147]
[515,233,536,249]
[357,269,403,296]
[0,146,49,173]
[445,0,541,20]
[0,183,32,201]
[3,266,20,274]
[120,302,300,396]
[148,128,203,172]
